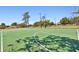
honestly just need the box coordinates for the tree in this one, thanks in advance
[17,23,27,28]
[72,16,79,25]
[33,22,40,27]
[11,22,17,26]
[0,23,6,29]
[41,16,46,20]
[39,20,44,28]
[49,22,54,26]
[1,23,6,26]
[33,20,53,28]
[43,20,50,28]
[22,12,30,26]
[60,17,71,25]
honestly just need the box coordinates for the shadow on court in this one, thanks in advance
[42,35,79,52]
[8,35,79,52]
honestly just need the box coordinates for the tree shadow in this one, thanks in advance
[16,35,79,52]
[16,48,26,51]
[42,35,79,52]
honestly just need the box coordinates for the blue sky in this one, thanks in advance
[0,6,78,25]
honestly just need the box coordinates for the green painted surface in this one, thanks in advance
[1,28,78,52]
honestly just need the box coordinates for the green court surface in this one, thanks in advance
[1,28,79,52]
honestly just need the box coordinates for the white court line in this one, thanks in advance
[34,32,51,52]
[1,30,3,52]
[77,29,79,40]
[35,39,51,52]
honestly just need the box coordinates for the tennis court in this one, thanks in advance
[0,28,79,52]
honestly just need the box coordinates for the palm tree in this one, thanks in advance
[22,12,30,27]
[39,15,46,28]
[41,16,46,21]
[44,20,50,28]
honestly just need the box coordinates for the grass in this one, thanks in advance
[1,27,78,52]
